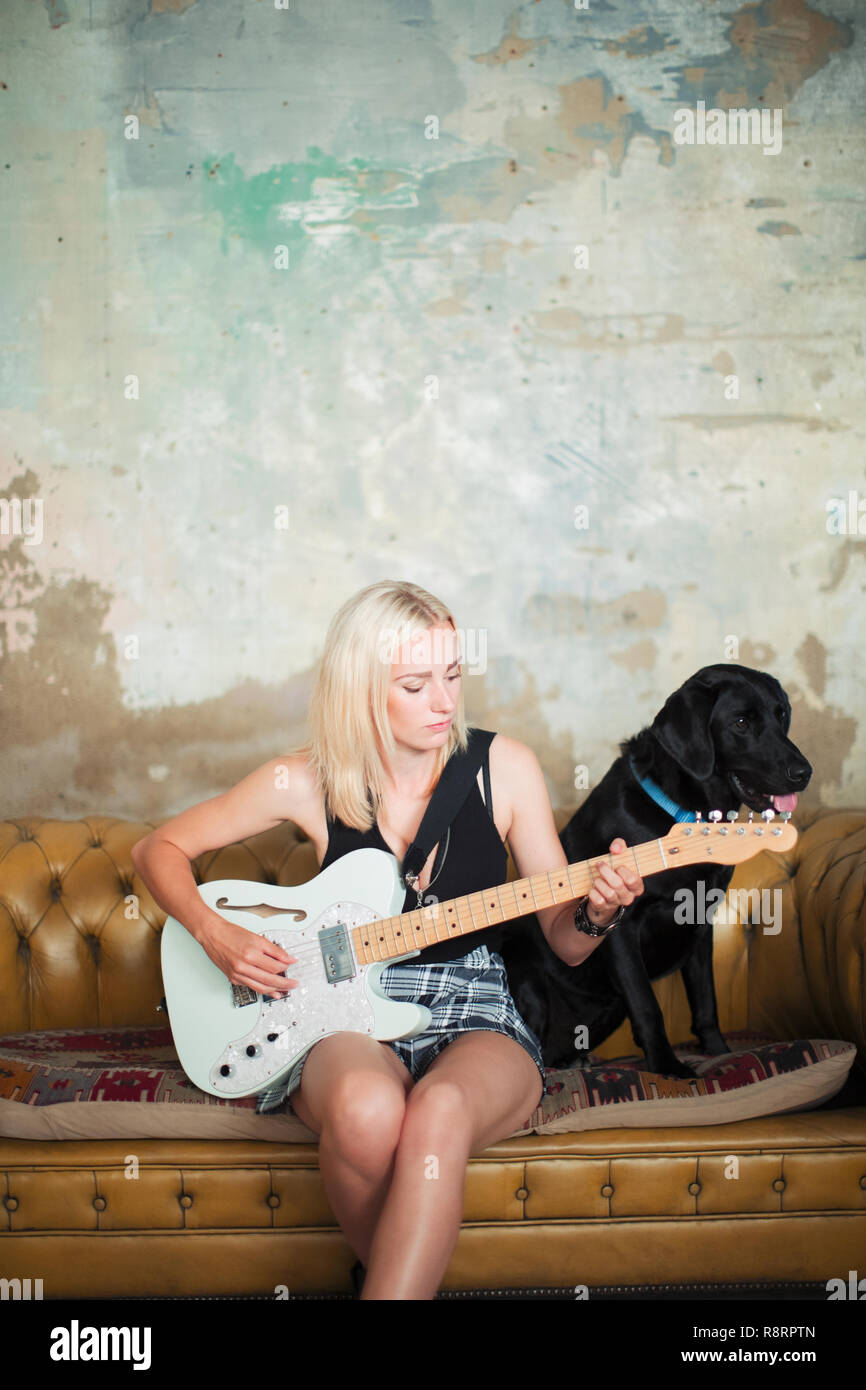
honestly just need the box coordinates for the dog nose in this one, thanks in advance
[788,762,811,787]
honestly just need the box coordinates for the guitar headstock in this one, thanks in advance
[662,809,798,866]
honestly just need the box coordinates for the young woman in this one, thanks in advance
[131,579,644,1300]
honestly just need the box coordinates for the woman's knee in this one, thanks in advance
[321,1071,409,1166]
[297,1036,411,1158]
[404,1075,473,1134]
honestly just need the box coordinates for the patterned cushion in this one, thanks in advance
[512,1031,857,1137]
[0,1026,311,1141]
[0,1026,855,1142]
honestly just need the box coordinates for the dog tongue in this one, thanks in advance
[772,793,798,812]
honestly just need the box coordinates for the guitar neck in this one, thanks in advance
[352,837,667,964]
[350,813,797,964]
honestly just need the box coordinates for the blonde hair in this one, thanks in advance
[288,580,469,830]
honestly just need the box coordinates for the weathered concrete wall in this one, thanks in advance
[0,0,862,822]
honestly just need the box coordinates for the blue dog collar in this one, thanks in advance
[628,756,696,823]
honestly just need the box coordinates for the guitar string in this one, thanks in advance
[236,831,779,967]
[214,830,780,977]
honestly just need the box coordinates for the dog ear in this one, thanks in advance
[650,673,721,781]
[782,692,792,733]
[774,680,792,733]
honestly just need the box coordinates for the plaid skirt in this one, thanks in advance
[255,944,546,1115]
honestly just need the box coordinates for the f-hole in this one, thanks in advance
[215,897,307,922]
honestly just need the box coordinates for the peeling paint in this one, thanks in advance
[472,15,547,66]
[818,539,866,594]
[662,0,853,110]
[603,26,681,59]
[757,220,801,236]
[0,0,863,821]
[610,638,658,672]
[506,74,675,180]
[795,633,826,698]
[522,588,667,636]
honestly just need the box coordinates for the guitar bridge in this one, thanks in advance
[231,984,260,1008]
[319,922,356,984]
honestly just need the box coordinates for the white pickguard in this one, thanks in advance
[160,849,433,1099]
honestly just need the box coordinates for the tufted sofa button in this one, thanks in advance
[267,1194,280,1209]
[772,1178,786,1192]
[688,1182,701,1195]
[600,1184,614,1198]
[4,1195,19,1211]
[92,1196,106,1211]
[515,1186,529,1200]
[179,1194,193,1209]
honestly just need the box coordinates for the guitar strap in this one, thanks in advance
[400,727,496,904]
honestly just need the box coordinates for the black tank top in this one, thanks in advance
[320,730,509,965]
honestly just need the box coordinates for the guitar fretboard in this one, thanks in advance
[351,838,669,964]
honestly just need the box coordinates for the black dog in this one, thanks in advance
[499,665,812,1078]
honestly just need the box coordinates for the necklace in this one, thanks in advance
[406,825,451,908]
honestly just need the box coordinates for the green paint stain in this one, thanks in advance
[200,148,373,256]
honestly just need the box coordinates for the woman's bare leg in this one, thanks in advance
[361,1030,544,1300]
[290,1033,414,1267]
[291,1030,541,1299]
[360,1081,473,1300]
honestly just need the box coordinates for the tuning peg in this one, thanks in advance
[747,809,754,822]
[726,810,739,822]
[779,810,792,821]
[761,808,775,822]
[695,811,702,823]
[709,810,722,823]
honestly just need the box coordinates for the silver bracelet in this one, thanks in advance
[573,899,626,938]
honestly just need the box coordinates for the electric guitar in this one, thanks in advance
[160,811,797,1099]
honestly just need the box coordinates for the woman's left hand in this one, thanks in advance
[584,837,645,927]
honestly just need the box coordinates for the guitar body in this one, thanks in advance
[160,848,428,1099]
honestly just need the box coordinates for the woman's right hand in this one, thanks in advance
[194,911,298,999]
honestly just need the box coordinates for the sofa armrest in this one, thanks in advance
[743,811,866,1069]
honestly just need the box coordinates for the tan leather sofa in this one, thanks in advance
[1,806,864,1298]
